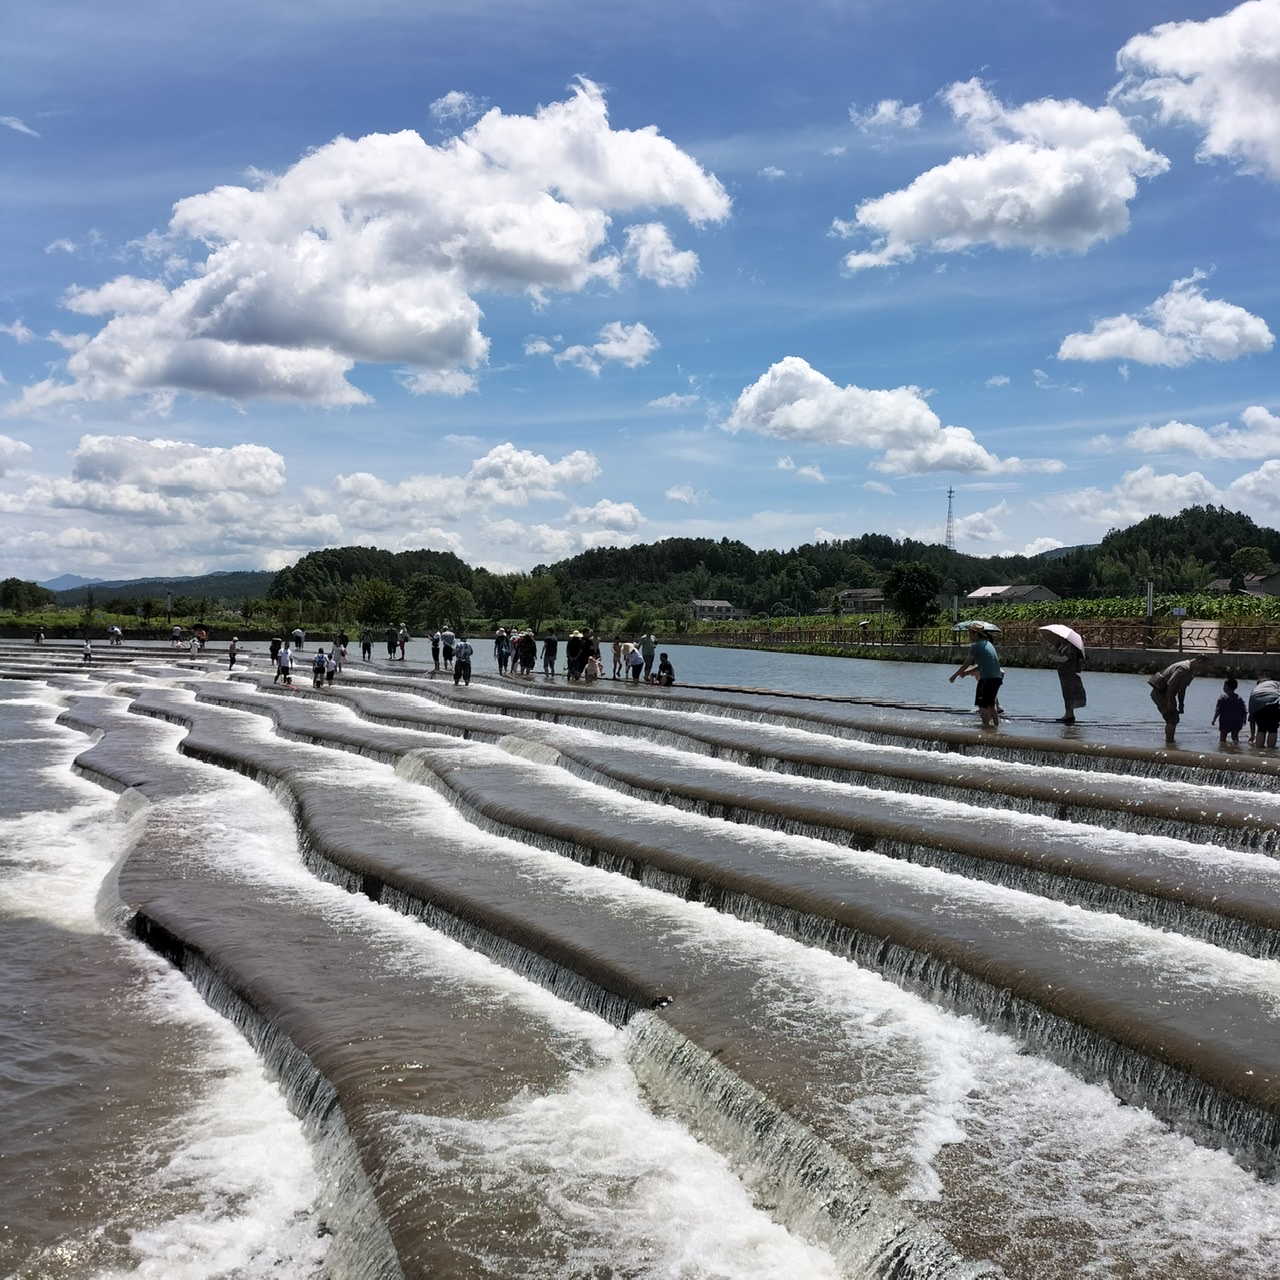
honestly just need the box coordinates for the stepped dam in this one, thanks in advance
[4,643,1280,1279]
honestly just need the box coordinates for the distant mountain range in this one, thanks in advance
[39,573,106,592]
[50,569,276,606]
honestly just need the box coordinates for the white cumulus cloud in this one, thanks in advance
[430,90,486,123]
[649,392,700,409]
[0,321,35,344]
[954,501,1010,544]
[16,436,288,528]
[1124,404,1280,459]
[9,79,727,413]
[0,434,32,475]
[665,482,706,504]
[333,443,601,530]
[564,498,645,530]
[1058,272,1273,365]
[1023,536,1066,556]
[835,79,1167,271]
[1117,0,1280,180]
[725,356,1063,475]
[1227,458,1280,517]
[539,321,659,374]
[1051,464,1222,528]
[623,223,700,288]
[850,99,923,131]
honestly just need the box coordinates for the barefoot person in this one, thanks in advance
[1147,655,1212,745]
[1047,637,1086,724]
[950,622,1003,729]
[1248,676,1280,748]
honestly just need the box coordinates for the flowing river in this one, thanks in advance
[3,637,1279,1279]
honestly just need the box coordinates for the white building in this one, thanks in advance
[689,598,745,621]
[965,584,1060,604]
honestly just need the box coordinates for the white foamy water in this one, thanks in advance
[393,1055,843,1279]
[14,668,1280,1279]
[293,722,1280,1278]
[0,688,328,1280]
[17,681,852,1276]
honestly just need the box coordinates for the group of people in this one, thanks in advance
[170,625,208,650]
[950,620,1279,747]
[489,628,675,686]
[1149,656,1279,747]
[385,625,411,660]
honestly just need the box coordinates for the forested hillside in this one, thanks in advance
[8,505,1276,631]
[260,505,1277,624]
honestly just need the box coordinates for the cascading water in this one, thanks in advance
[6,647,1280,1279]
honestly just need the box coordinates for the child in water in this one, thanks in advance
[1212,677,1247,745]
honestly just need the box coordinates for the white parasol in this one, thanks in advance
[953,620,1001,634]
[1038,623,1084,654]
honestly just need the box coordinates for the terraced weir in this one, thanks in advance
[7,645,1280,1279]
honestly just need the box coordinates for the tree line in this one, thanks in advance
[258,505,1279,632]
[4,505,1275,633]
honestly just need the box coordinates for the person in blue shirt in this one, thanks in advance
[949,623,1004,728]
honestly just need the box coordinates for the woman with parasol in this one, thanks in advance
[1041,624,1086,724]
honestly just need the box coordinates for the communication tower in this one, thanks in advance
[945,486,955,552]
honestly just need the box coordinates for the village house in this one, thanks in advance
[688,598,746,621]
[964,584,1060,604]
[837,587,885,612]
[1206,572,1280,597]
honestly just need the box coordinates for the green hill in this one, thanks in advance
[54,569,275,608]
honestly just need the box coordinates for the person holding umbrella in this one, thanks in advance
[950,621,1003,729]
[1040,624,1086,724]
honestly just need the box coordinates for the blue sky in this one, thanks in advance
[2,0,1277,583]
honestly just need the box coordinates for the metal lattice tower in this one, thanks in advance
[945,486,955,551]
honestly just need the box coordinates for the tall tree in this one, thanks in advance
[882,561,942,629]
[512,575,563,633]
[347,578,407,628]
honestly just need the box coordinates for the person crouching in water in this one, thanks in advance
[655,653,675,686]
[1147,654,1212,745]
[949,623,1003,729]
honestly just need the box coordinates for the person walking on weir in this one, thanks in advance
[453,635,474,686]
[639,630,658,681]
[949,622,1003,729]
[1147,654,1212,745]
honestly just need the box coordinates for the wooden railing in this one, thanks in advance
[692,620,1280,656]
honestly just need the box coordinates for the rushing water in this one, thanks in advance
[0,681,846,1279]
[4,645,1280,1279]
